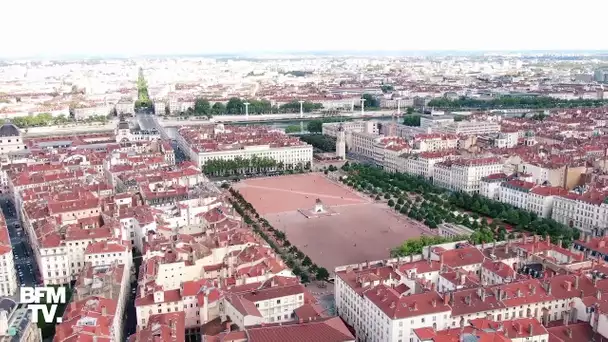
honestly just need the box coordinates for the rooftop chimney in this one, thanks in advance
[586,234,592,243]
[443,293,450,305]
[460,274,466,286]
[565,281,572,292]
[432,299,437,307]
[597,290,602,300]
[574,276,580,289]
[566,327,573,338]
[528,323,533,336]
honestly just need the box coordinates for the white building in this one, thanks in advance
[115,118,160,143]
[115,100,135,115]
[178,125,313,170]
[221,284,306,329]
[433,157,503,194]
[437,223,474,239]
[551,191,608,234]
[480,173,509,200]
[0,214,17,296]
[401,151,455,180]
[437,120,501,136]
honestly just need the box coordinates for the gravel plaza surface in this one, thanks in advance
[234,173,427,272]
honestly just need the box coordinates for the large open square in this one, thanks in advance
[233,173,427,271]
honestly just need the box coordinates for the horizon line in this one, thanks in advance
[3,49,608,61]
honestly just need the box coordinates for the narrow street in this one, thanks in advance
[2,199,38,287]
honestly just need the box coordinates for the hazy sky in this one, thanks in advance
[3,0,607,57]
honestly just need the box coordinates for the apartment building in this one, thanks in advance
[499,179,537,211]
[351,131,379,160]
[335,237,605,342]
[419,115,455,130]
[221,284,307,329]
[115,100,134,115]
[0,212,17,296]
[480,173,510,200]
[495,131,520,148]
[551,191,608,234]
[433,157,503,193]
[323,120,380,152]
[519,162,586,190]
[412,133,458,152]
[128,312,184,342]
[178,124,313,170]
[0,299,41,342]
[401,151,455,179]
[54,297,124,342]
[72,105,111,120]
[206,316,355,341]
[437,120,501,136]
[153,100,167,115]
[374,138,410,168]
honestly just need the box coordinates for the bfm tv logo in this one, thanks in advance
[20,287,67,323]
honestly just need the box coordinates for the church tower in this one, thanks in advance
[336,124,346,160]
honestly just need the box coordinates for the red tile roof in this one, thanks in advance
[364,285,450,319]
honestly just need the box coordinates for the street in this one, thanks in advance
[1,199,39,287]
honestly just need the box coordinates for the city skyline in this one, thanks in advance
[3,0,608,58]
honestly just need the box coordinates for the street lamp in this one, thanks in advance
[298,100,305,118]
[243,102,250,119]
[360,98,366,116]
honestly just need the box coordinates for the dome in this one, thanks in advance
[0,123,20,137]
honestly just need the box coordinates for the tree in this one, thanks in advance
[427,96,608,110]
[361,94,380,108]
[307,120,323,133]
[285,125,301,134]
[316,267,330,281]
[211,102,226,115]
[226,98,244,114]
[388,199,395,207]
[302,256,312,267]
[403,115,421,127]
[194,98,211,116]
[406,107,414,114]
[384,193,391,200]
[381,84,394,93]
[298,134,336,152]
[135,67,153,112]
